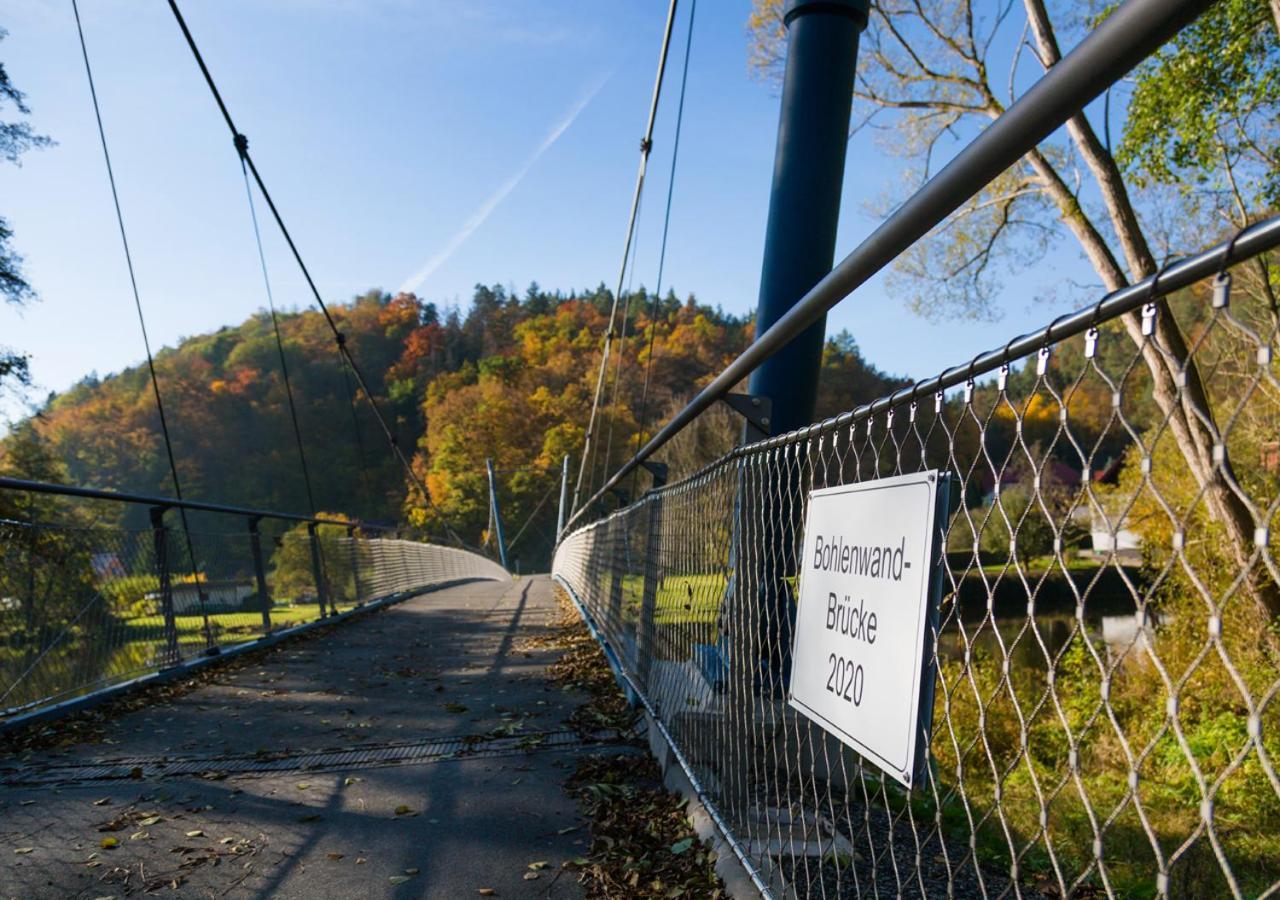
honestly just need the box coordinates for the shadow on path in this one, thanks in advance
[0,577,592,899]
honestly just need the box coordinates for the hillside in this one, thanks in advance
[3,284,908,569]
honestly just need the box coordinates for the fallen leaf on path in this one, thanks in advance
[528,861,550,870]
[523,872,540,880]
[100,838,119,849]
[138,816,161,826]
[405,868,420,874]
[477,890,496,896]
[185,830,204,838]
[13,847,33,854]
[393,805,414,816]
[93,798,111,806]
[326,852,344,860]
[389,876,411,884]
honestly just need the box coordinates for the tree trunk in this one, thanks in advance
[1022,0,1279,619]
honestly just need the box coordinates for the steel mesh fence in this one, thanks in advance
[554,222,1280,898]
[1,508,508,722]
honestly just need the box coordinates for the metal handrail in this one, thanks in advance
[565,0,1215,532]
[0,476,358,527]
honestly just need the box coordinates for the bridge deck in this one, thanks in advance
[0,577,591,899]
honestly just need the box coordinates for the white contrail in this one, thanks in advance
[397,72,611,295]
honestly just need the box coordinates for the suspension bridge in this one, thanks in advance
[4,0,1280,897]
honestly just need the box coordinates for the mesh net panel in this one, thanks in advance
[555,235,1280,898]
[0,513,507,720]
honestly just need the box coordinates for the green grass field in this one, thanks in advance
[124,602,324,640]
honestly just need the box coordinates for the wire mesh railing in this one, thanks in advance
[554,218,1280,898]
[0,489,508,723]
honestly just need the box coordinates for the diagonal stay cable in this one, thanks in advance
[504,480,558,555]
[600,0,698,505]
[71,0,215,647]
[237,140,317,517]
[592,187,645,502]
[164,0,464,548]
[571,0,681,517]
[634,0,696,480]
[336,344,375,515]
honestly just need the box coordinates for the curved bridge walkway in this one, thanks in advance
[0,577,595,899]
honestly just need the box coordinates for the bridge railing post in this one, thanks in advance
[347,525,364,606]
[248,516,272,632]
[150,505,180,666]
[635,462,667,689]
[605,515,628,643]
[307,522,331,618]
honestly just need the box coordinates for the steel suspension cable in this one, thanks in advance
[164,0,465,548]
[602,0,698,504]
[71,0,214,644]
[336,346,374,515]
[237,145,317,517]
[505,480,558,554]
[634,0,697,475]
[570,0,681,517]
[592,188,646,501]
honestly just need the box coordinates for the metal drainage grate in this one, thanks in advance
[0,728,633,786]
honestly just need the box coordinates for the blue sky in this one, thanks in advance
[0,0,1100,423]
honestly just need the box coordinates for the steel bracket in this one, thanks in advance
[721,392,772,442]
[639,460,669,489]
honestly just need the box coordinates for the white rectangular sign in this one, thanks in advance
[788,470,947,789]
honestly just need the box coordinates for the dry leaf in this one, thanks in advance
[13,847,33,854]
[394,805,413,816]
[185,830,204,838]
[477,890,497,897]
[92,798,111,806]
[405,868,420,874]
[527,861,550,870]
[389,875,410,885]
[139,816,161,826]
[523,872,540,881]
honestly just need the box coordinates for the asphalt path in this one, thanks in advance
[0,576,594,899]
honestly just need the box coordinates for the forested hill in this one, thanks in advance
[1,284,907,569]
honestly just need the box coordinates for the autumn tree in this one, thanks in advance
[748,0,1280,616]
